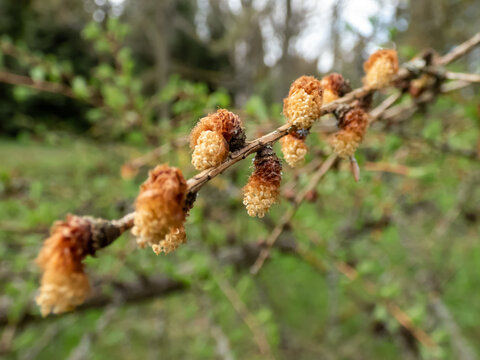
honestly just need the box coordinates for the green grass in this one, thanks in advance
[0,134,479,359]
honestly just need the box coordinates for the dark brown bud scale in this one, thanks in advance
[329,107,369,158]
[321,73,351,104]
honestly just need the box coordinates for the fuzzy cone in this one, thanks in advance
[35,215,93,316]
[132,165,187,249]
[152,226,187,255]
[363,49,399,89]
[191,130,229,170]
[280,133,308,167]
[243,146,282,218]
[283,75,323,129]
[329,107,369,158]
[190,109,245,152]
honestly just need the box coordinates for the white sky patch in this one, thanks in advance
[290,0,397,71]
[195,0,211,40]
[342,0,381,37]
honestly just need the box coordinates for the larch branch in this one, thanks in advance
[44,32,480,256]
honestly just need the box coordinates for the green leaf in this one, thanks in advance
[29,66,45,82]
[421,120,442,140]
[86,108,104,123]
[13,87,34,102]
[245,95,269,121]
[82,22,101,40]
[102,85,128,111]
[72,76,90,99]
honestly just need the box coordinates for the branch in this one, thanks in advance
[445,71,480,83]
[301,233,438,349]
[390,129,479,161]
[214,272,273,358]
[35,32,480,261]
[121,137,189,178]
[0,275,188,329]
[0,240,297,329]
[0,71,103,107]
[0,71,76,99]
[436,32,480,66]
[5,220,439,352]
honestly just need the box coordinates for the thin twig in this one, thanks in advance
[369,92,403,121]
[436,32,480,65]
[214,273,274,359]
[445,71,480,83]
[302,237,438,349]
[0,71,103,107]
[121,137,189,178]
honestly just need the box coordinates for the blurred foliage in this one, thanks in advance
[0,0,480,359]
[0,19,232,139]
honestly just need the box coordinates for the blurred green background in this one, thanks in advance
[0,0,479,359]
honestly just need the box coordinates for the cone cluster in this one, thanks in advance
[37,47,406,317]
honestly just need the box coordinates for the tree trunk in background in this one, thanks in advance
[330,0,344,72]
[405,0,447,50]
[232,1,265,106]
[276,0,293,101]
[147,1,173,120]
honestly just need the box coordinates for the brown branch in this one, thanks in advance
[0,71,103,107]
[390,129,479,161]
[379,79,472,125]
[40,32,480,257]
[4,225,438,352]
[0,71,76,98]
[121,137,189,178]
[435,32,480,66]
[0,275,188,329]
[445,71,480,83]
[1,240,297,329]
[364,162,412,176]
[369,92,403,121]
